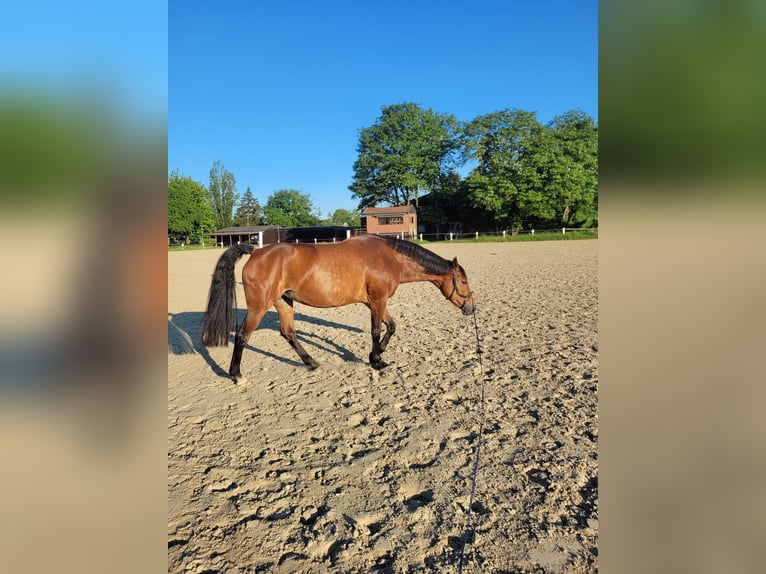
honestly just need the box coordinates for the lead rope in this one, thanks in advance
[457,310,487,573]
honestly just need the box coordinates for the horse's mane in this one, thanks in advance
[380,236,452,275]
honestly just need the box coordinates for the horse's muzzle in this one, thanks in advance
[462,301,475,315]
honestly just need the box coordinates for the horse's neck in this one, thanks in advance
[398,258,446,287]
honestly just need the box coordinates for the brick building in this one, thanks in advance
[361,205,417,238]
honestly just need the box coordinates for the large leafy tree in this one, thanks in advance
[233,187,263,226]
[417,170,465,229]
[546,110,598,226]
[462,109,598,229]
[515,111,598,226]
[349,102,459,209]
[263,189,319,227]
[167,170,215,244]
[208,160,239,229]
[463,109,544,228]
[326,208,361,227]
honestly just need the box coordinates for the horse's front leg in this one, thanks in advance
[379,309,396,353]
[368,301,389,370]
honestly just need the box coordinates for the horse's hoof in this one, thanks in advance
[307,361,320,371]
[370,360,389,371]
[234,376,251,387]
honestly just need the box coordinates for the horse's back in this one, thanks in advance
[248,236,391,268]
[240,237,399,307]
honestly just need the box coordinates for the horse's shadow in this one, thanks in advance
[168,310,365,375]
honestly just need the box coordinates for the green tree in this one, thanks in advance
[167,170,215,244]
[417,170,464,229]
[546,110,598,226]
[208,160,238,229]
[463,109,598,229]
[509,110,598,227]
[349,102,460,209]
[326,208,361,227]
[233,187,262,226]
[263,189,319,227]
[462,109,544,229]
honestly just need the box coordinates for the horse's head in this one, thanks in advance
[442,257,475,315]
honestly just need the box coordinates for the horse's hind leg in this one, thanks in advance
[367,299,390,370]
[274,298,319,370]
[229,308,266,380]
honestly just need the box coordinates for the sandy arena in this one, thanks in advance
[168,239,598,573]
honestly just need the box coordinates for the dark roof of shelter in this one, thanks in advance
[282,225,350,230]
[210,225,351,235]
[211,225,275,235]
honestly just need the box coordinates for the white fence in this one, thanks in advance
[170,227,597,249]
[415,227,598,241]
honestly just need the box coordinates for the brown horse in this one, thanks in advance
[201,234,475,379]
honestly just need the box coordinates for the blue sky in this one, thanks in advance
[170,0,597,217]
[2,1,167,125]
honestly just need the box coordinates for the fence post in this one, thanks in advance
[562,227,566,235]
[449,232,453,241]
[475,231,479,239]
[531,229,535,236]
[502,230,506,238]
[258,231,263,249]
[314,238,317,244]
[333,237,336,244]
[419,233,423,241]
[346,229,351,239]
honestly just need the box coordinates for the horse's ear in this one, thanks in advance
[452,257,459,271]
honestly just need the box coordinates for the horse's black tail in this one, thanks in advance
[201,243,255,347]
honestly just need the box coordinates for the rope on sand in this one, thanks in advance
[457,310,489,573]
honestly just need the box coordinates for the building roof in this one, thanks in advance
[362,205,417,216]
